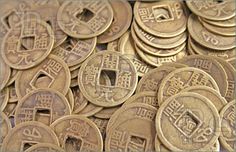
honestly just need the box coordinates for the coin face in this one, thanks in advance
[57,0,113,38]
[25,143,65,152]
[78,51,138,107]
[156,92,221,151]
[15,89,71,125]
[2,121,59,152]
[15,55,71,98]
[0,88,9,111]
[219,100,236,151]
[186,0,236,20]
[134,0,188,37]
[0,112,12,149]
[71,86,88,114]
[158,67,219,105]
[0,57,11,90]
[50,115,103,152]
[97,0,132,43]
[2,19,54,69]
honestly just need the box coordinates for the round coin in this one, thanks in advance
[156,92,221,151]
[25,143,65,152]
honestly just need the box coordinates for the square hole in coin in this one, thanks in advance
[152,5,174,22]
[29,70,54,89]
[99,70,117,86]
[20,36,35,51]
[65,136,82,151]
[34,108,51,125]
[127,135,147,151]
[75,8,95,22]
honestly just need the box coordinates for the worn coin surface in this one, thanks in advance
[0,57,11,90]
[0,112,12,149]
[25,143,65,152]
[156,92,221,151]
[57,0,113,38]
[1,121,59,152]
[50,115,103,152]
[15,54,70,98]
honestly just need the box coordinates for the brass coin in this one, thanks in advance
[94,106,120,119]
[89,116,108,140]
[188,14,236,50]
[107,40,119,52]
[8,83,18,103]
[78,102,103,117]
[15,54,71,98]
[6,68,19,87]
[118,31,153,77]
[15,88,71,126]
[0,88,9,111]
[202,16,236,27]
[50,115,103,152]
[227,57,236,70]
[1,19,54,69]
[97,0,132,43]
[178,55,228,96]
[25,143,65,152]
[181,86,227,112]
[71,86,88,114]
[156,92,221,151]
[57,0,113,38]
[105,103,157,152]
[65,88,74,112]
[219,100,236,151]
[136,63,186,93]
[0,112,12,149]
[186,0,236,20]
[78,51,138,107]
[0,57,11,90]
[52,37,96,67]
[134,0,188,37]
[2,121,59,152]
[158,67,220,105]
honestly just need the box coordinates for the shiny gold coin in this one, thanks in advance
[8,83,18,103]
[15,54,71,98]
[156,92,221,151]
[2,19,54,69]
[107,40,119,52]
[57,0,113,38]
[178,55,228,96]
[158,67,220,105]
[0,112,12,149]
[202,16,236,27]
[94,106,120,119]
[0,88,9,111]
[227,57,236,70]
[134,0,188,37]
[97,0,132,43]
[71,86,88,114]
[78,51,138,107]
[2,121,59,152]
[219,100,236,151]
[188,14,236,50]
[0,57,11,90]
[25,143,65,152]
[50,115,103,152]
[78,103,103,117]
[6,68,19,87]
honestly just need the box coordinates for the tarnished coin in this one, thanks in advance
[78,51,138,107]
[97,0,132,43]
[219,100,236,151]
[78,103,103,117]
[71,86,88,114]
[57,0,113,38]
[1,19,54,69]
[202,16,236,27]
[0,57,11,90]
[6,69,19,87]
[15,54,71,98]
[2,121,59,152]
[15,89,71,126]
[186,0,236,20]
[178,55,228,96]
[181,86,227,112]
[0,88,9,111]
[105,103,157,152]
[156,92,221,151]
[25,143,65,152]
[52,37,96,67]
[94,106,120,119]
[66,88,74,111]
[50,115,103,152]
[0,112,12,149]
[134,0,188,37]
[89,116,109,140]
[227,57,236,70]
[158,67,219,105]
[188,14,236,50]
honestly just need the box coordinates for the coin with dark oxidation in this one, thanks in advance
[0,112,12,149]
[25,143,65,152]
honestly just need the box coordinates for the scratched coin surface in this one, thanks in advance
[156,92,221,151]
[219,100,236,151]
[15,89,71,126]
[1,121,59,152]
[78,51,138,107]
[0,112,12,149]
[57,0,113,38]
[25,143,65,152]
[0,57,11,90]
[50,115,103,152]
[158,67,219,105]
[1,19,54,69]
[15,55,70,98]
[97,0,132,43]
[134,0,188,37]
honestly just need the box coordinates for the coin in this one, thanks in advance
[227,57,236,70]
[188,14,236,50]
[15,54,71,98]
[181,86,227,112]
[178,55,228,96]
[186,0,236,20]
[69,63,81,71]
[134,0,188,37]
[66,88,74,111]
[219,100,236,151]
[78,51,138,107]
[202,16,236,27]
[155,134,170,152]
[158,67,220,105]
[25,143,65,152]
[70,78,78,88]
[107,40,119,52]
[57,0,113,38]
[0,88,9,111]
[0,112,12,149]
[2,121,59,152]
[70,68,80,79]
[156,92,221,151]
[0,57,11,90]
[6,68,19,87]
[94,106,120,119]
[71,86,88,114]
[8,84,18,103]
[89,116,109,140]
[97,0,132,43]
[78,103,103,117]
[50,115,103,152]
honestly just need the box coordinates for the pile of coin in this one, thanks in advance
[0,0,235,152]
